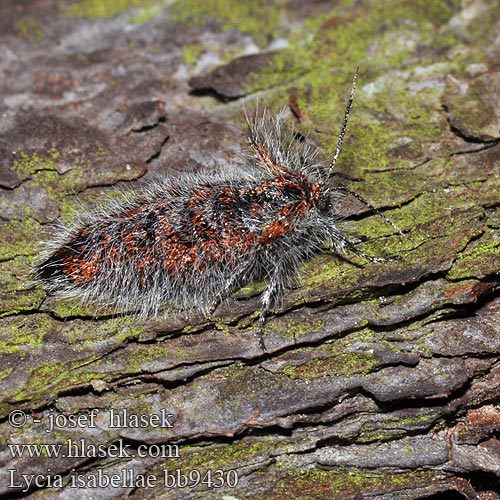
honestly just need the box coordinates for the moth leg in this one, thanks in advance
[330,230,393,263]
[348,236,363,245]
[258,262,286,352]
[255,202,309,350]
[207,265,250,317]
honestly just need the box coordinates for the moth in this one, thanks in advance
[35,70,400,346]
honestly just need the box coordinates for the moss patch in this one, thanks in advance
[15,18,44,42]
[174,438,277,471]
[11,148,60,178]
[170,0,285,48]
[279,350,378,381]
[252,467,436,499]
[0,218,44,261]
[276,318,326,340]
[0,315,146,415]
[0,316,49,354]
[62,0,162,20]
[183,43,205,65]
[0,289,45,318]
[447,228,500,280]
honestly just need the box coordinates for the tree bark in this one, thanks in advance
[0,1,499,499]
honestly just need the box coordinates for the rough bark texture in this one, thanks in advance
[0,1,499,499]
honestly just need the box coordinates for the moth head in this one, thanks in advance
[317,194,333,214]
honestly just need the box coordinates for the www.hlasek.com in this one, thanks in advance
[7,408,239,492]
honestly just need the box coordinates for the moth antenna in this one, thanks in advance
[327,67,359,178]
[336,184,403,235]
